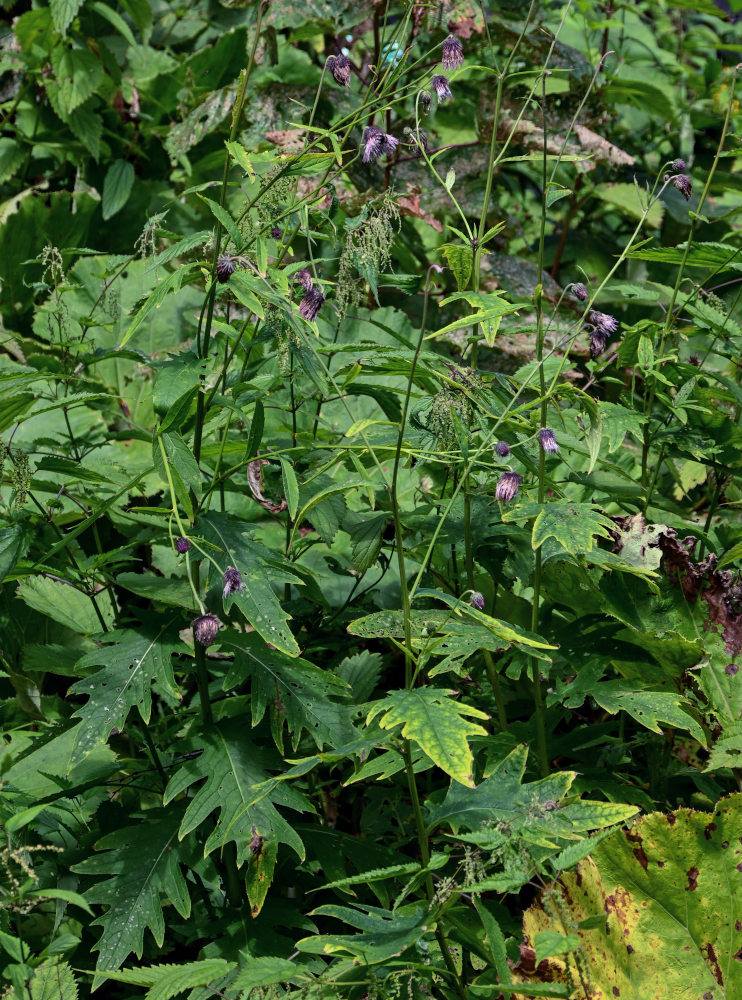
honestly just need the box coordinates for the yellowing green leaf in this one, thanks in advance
[367,688,488,786]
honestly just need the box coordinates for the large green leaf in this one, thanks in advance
[30,961,78,1000]
[297,902,431,964]
[521,795,742,999]
[97,960,235,1000]
[72,811,191,982]
[503,501,615,556]
[101,160,136,220]
[198,513,301,656]
[163,719,308,916]
[427,744,637,843]
[68,625,180,767]
[15,575,116,634]
[367,688,489,786]
[221,634,358,751]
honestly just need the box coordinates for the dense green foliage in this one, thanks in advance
[2,0,742,997]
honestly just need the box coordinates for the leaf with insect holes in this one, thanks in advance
[367,688,488,787]
[71,810,191,983]
[163,719,308,916]
[68,625,180,769]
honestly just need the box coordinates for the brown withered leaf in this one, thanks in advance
[247,457,287,514]
[398,190,443,232]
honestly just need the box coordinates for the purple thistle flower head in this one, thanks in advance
[222,566,243,600]
[270,226,283,239]
[671,158,686,171]
[495,471,521,503]
[404,127,428,157]
[671,174,692,201]
[362,125,385,163]
[572,282,589,301]
[469,591,485,611]
[193,613,220,648]
[326,53,351,87]
[175,536,191,554]
[538,428,559,454]
[216,254,236,283]
[494,440,510,458]
[590,310,619,337]
[441,34,464,71]
[294,267,314,291]
[431,75,453,101]
[299,286,325,322]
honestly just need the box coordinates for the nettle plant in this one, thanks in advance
[2,1,742,998]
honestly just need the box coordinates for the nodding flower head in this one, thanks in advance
[270,226,283,239]
[419,91,432,114]
[222,566,243,600]
[175,536,191,554]
[361,125,397,164]
[469,591,485,611]
[404,127,428,156]
[216,254,237,283]
[326,53,351,87]
[671,158,686,171]
[494,440,510,458]
[572,282,589,301]
[441,34,464,71]
[670,174,693,201]
[495,471,521,503]
[193,613,220,648]
[294,268,314,291]
[431,75,453,101]
[538,428,559,454]
[299,285,325,322]
[589,310,619,337]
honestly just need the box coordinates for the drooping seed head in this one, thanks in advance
[495,471,521,502]
[441,34,464,71]
[431,75,453,101]
[222,566,243,600]
[175,536,191,554]
[193,613,220,647]
[299,286,325,322]
[294,268,314,291]
[216,254,236,283]
[326,53,351,87]
[572,282,589,301]
[589,328,608,357]
[671,174,692,201]
[469,591,485,610]
[538,428,559,454]
[494,440,510,458]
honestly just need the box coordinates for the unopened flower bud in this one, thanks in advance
[441,34,464,71]
[469,591,485,610]
[671,158,686,171]
[193,613,220,647]
[495,471,521,502]
[538,428,559,454]
[270,226,283,239]
[494,440,510,457]
[572,282,588,301]
[175,536,191,554]
[419,91,432,114]
[294,267,314,290]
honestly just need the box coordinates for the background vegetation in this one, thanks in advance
[2,0,742,997]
